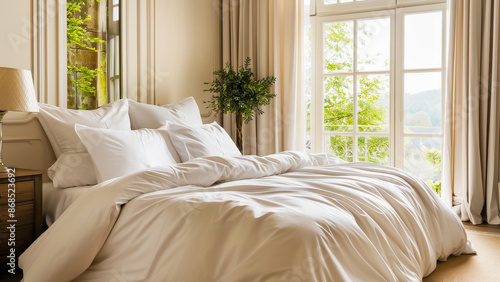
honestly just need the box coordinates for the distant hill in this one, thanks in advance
[404,89,441,127]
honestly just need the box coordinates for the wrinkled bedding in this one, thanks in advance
[42,182,90,226]
[20,152,474,281]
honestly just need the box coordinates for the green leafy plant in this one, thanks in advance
[67,0,105,110]
[423,147,442,194]
[204,57,276,151]
[67,66,102,109]
[67,1,104,52]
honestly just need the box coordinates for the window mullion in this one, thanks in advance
[394,10,405,169]
[389,11,396,167]
[404,68,443,73]
[313,19,324,153]
[323,71,391,76]
[353,19,358,162]
[441,6,446,141]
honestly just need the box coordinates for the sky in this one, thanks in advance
[404,11,443,94]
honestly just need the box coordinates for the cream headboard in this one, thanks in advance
[3,112,56,181]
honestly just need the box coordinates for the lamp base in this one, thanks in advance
[0,162,10,173]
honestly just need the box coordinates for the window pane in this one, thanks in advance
[357,74,390,132]
[404,72,442,134]
[324,76,354,132]
[404,137,442,194]
[324,0,337,4]
[324,21,354,73]
[113,6,119,21]
[357,17,390,71]
[404,11,442,70]
[358,136,389,165]
[325,135,354,162]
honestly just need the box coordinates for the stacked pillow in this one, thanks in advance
[38,97,241,188]
[128,97,203,129]
[166,122,241,162]
[39,99,130,188]
[75,124,180,183]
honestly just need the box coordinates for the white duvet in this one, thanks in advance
[20,152,474,281]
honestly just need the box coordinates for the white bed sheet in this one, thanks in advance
[42,182,90,226]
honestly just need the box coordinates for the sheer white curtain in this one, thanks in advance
[211,0,305,155]
[442,0,500,224]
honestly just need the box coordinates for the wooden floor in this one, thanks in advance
[2,223,499,281]
[424,222,500,282]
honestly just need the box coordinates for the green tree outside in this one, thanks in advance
[67,0,106,110]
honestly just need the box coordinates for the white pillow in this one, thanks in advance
[38,99,130,188]
[75,124,180,183]
[128,97,203,129]
[47,153,97,188]
[166,121,241,162]
[38,99,131,157]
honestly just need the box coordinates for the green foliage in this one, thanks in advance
[204,57,277,124]
[426,180,441,194]
[98,53,107,106]
[423,148,441,172]
[67,66,102,110]
[67,0,104,52]
[324,22,353,72]
[423,148,442,194]
[67,0,104,110]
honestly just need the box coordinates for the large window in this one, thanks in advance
[67,0,121,110]
[307,0,446,194]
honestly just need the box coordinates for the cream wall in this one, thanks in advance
[0,0,31,70]
[0,0,66,107]
[0,1,58,172]
[154,0,215,120]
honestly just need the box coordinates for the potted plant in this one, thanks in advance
[205,57,276,152]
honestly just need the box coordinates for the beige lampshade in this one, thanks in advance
[0,67,39,112]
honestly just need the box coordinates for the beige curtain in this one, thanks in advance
[443,0,500,224]
[211,0,305,155]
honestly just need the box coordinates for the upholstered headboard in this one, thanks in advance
[3,112,56,181]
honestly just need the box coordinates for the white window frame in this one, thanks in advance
[317,0,395,16]
[315,0,446,16]
[312,10,396,165]
[310,0,447,170]
[394,3,447,169]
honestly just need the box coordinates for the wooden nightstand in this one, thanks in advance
[0,168,43,263]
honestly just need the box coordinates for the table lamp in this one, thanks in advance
[0,67,39,172]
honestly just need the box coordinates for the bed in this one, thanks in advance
[42,182,89,226]
[9,97,474,281]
